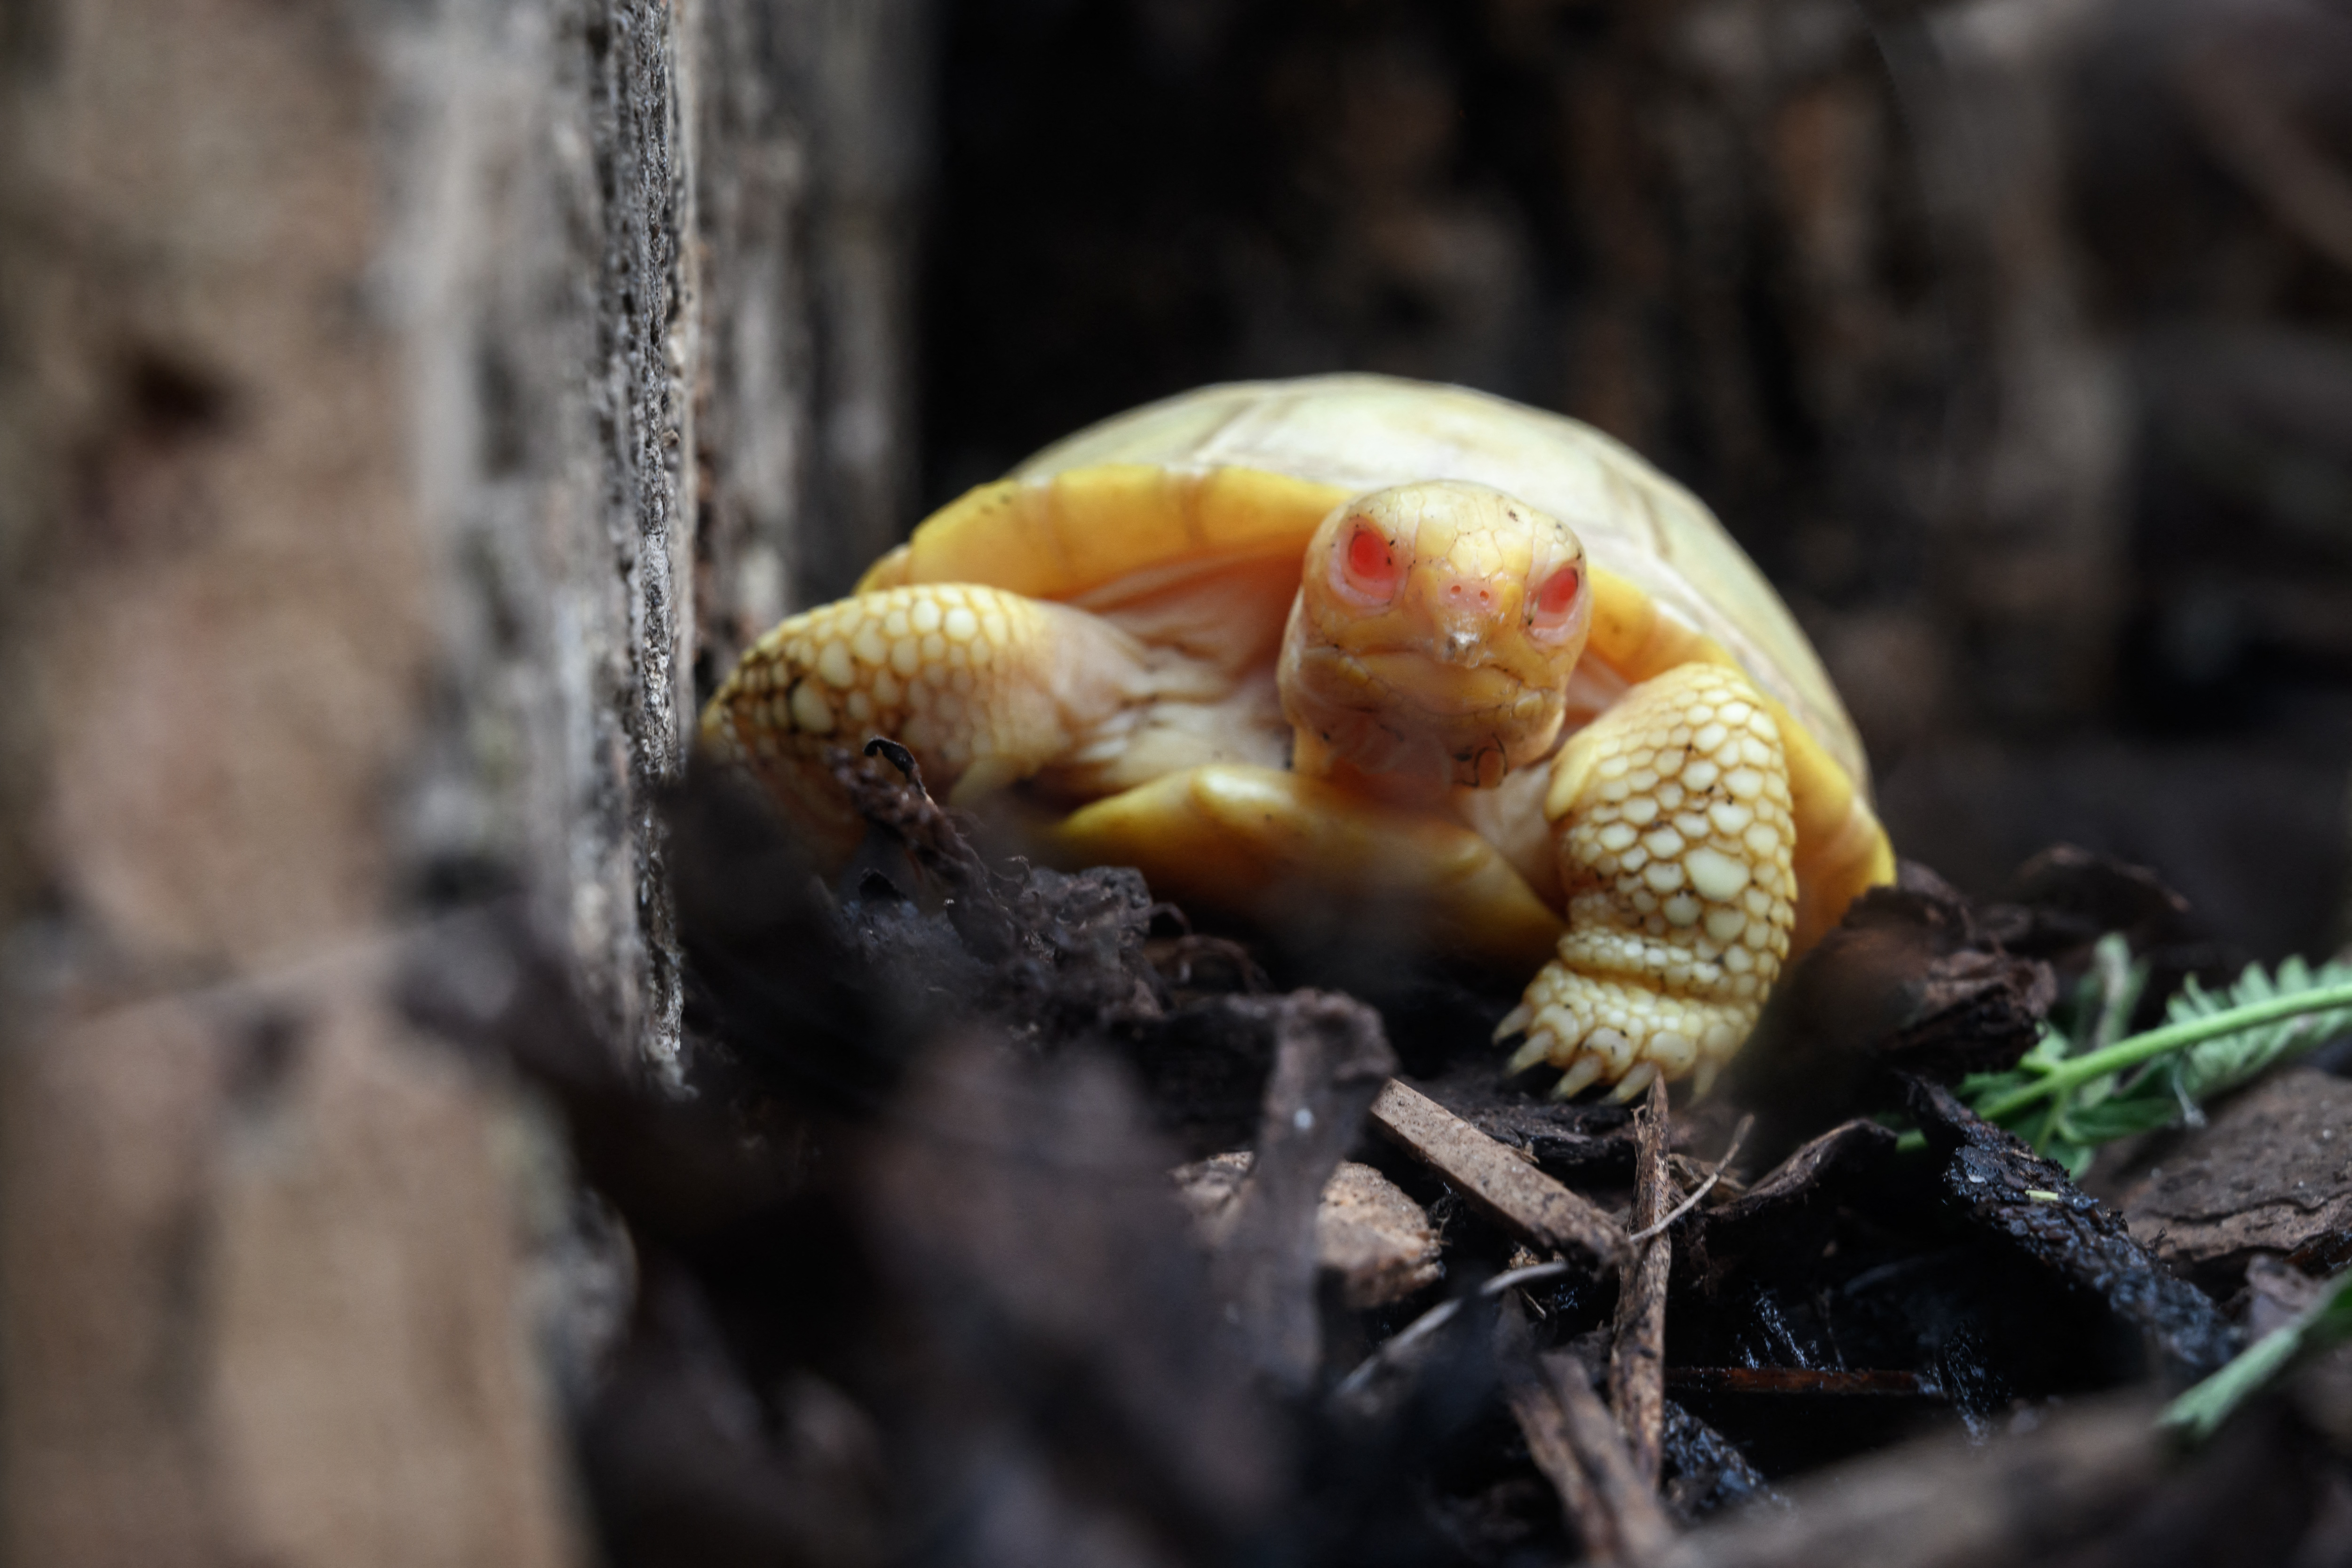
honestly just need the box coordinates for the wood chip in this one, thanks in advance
[2107,1068,2352,1289]
[1368,1079,1626,1266]
[1692,1118,1899,1234]
[1552,1353,1678,1562]
[1610,1075,1671,1488]
[1650,1395,2174,1568]
[1722,863,2056,1153]
[1173,1155,1443,1310]
[1907,1077,2239,1380]
[1506,1344,1677,1564]
[1317,1161,1446,1308]
[1507,1369,1612,1558]
[1207,992,1397,1391]
[1515,1363,1609,1561]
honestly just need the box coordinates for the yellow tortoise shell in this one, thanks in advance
[858,374,1893,955]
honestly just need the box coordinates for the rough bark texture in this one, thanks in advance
[0,0,924,1552]
[694,0,929,684]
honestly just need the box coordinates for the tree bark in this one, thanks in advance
[0,0,927,1553]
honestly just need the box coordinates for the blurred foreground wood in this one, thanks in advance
[0,0,922,1555]
[0,958,574,1565]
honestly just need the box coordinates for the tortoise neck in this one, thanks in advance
[1291,732,1458,811]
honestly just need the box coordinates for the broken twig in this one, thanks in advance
[1507,1344,1677,1563]
[1629,1114,1752,1244]
[1208,993,1397,1392]
[1610,1075,1673,1487]
[1333,1258,1575,1401]
[1369,1080,1626,1265]
[1508,1361,1613,1559]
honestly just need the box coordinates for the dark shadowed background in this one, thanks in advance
[905,0,2352,963]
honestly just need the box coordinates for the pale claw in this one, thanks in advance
[1493,1003,1534,1043]
[1550,1053,1607,1101]
[1690,1061,1719,1099]
[1504,1034,1555,1076]
[1586,1026,1634,1077]
[1646,1030,1697,1079]
[1607,1060,1660,1104]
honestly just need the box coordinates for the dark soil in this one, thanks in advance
[400,760,2352,1567]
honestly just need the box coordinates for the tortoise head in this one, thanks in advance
[1279,480,1592,789]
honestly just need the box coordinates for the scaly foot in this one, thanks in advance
[1496,662,1796,1099]
[700,583,1153,862]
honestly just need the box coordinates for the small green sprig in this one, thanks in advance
[1939,937,2352,1176]
[2161,1268,2352,1442]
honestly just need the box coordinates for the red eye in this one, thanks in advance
[1336,522,1401,605]
[1529,565,1584,640]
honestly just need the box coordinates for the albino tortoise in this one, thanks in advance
[702,374,1895,1099]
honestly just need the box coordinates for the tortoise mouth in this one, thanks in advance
[1352,651,1533,719]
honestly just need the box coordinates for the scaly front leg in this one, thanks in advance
[701,584,1157,863]
[1498,662,1796,1101]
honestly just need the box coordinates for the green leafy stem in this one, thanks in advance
[1896,947,2352,1171]
[1972,981,2352,1124]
